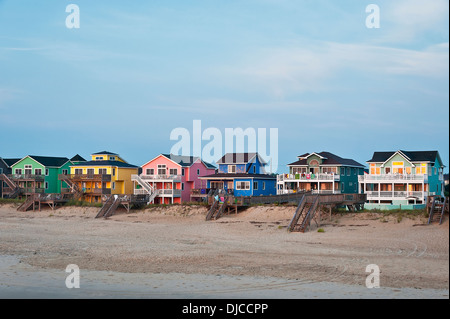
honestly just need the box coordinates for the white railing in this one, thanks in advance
[359,174,427,182]
[277,189,339,195]
[366,191,425,198]
[277,173,340,182]
[140,174,182,181]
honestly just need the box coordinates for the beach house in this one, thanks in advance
[277,152,365,194]
[358,150,446,209]
[64,151,139,203]
[199,153,277,197]
[132,153,216,204]
[6,155,73,197]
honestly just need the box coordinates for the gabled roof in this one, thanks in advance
[92,151,119,156]
[26,155,70,168]
[161,154,215,169]
[288,152,365,168]
[142,154,216,169]
[367,150,443,167]
[71,160,138,168]
[70,154,86,162]
[216,153,267,165]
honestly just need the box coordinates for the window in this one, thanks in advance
[181,183,184,191]
[405,167,411,175]
[25,165,32,175]
[322,167,337,174]
[385,167,391,174]
[347,167,351,176]
[157,165,166,175]
[228,165,236,173]
[0,168,2,174]
[62,169,68,175]
[35,168,42,175]
[292,167,307,174]
[197,169,200,175]
[45,182,49,189]
[342,167,346,175]
[393,162,404,174]
[112,182,115,190]
[74,168,83,175]
[110,156,116,161]
[182,168,185,176]
[262,182,266,190]
[99,168,107,175]
[87,169,95,175]
[95,156,103,160]
[236,181,250,190]
[169,168,178,176]
[253,166,256,174]
[146,168,154,175]
[45,169,49,176]
[253,181,258,190]
[15,168,23,175]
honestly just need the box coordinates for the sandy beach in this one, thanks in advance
[0,203,448,299]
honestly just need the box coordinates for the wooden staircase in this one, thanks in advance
[206,196,230,221]
[17,194,37,212]
[428,196,448,225]
[288,195,320,233]
[287,194,307,232]
[59,175,83,200]
[0,173,21,199]
[96,196,120,219]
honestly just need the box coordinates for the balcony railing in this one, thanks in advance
[63,174,112,182]
[9,174,45,182]
[278,189,340,195]
[139,174,182,182]
[366,191,425,198]
[82,187,111,195]
[134,188,182,196]
[359,174,427,182]
[191,188,211,196]
[278,173,340,182]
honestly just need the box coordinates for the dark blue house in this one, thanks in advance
[200,153,277,197]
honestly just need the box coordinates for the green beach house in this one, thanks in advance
[9,155,73,196]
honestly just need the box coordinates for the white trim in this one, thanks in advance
[141,154,182,170]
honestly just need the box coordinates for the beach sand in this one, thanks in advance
[0,203,448,298]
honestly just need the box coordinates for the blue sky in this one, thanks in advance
[0,0,448,173]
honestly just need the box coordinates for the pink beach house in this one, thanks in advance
[132,154,216,204]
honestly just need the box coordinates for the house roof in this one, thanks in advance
[92,151,119,156]
[367,150,442,166]
[288,152,365,168]
[71,160,138,168]
[26,155,70,167]
[199,173,276,180]
[70,154,86,162]
[1,158,21,167]
[161,154,216,169]
[216,153,267,165]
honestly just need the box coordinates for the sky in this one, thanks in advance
[0,0,448,173]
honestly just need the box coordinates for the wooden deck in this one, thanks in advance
[207,192,367,232]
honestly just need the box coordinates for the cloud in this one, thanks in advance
[215,40,449,98]
[379,0,449,44]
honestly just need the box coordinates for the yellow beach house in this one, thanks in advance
[65,151,139,203]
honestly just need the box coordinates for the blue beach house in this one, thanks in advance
[199,153,277,197]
